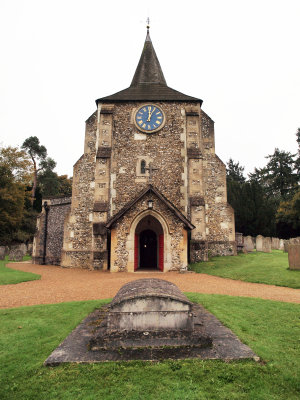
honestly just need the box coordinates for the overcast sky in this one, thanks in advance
[0,0,299,178]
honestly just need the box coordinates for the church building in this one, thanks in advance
[33,26,236,272]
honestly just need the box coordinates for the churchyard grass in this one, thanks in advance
[0,295,299,400]
[0,257,40,285]
[189,250,300,288]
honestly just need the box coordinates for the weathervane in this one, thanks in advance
[146,17,150,33]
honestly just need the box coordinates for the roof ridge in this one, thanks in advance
[106,184,195,230]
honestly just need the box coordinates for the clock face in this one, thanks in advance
[134,104,165,133]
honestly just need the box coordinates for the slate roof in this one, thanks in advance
[96,30,202,104]
[106,184,195,230]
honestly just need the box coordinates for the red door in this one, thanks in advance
[134,234,138,271]
[158,234,164,271]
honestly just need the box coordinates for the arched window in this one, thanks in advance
[140,160,146,174]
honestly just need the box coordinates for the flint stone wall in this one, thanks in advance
[111,192,186,272]
[60,112,105,270]
[202,154,235,244]
[112,103,186,213]
[33,197,71,265]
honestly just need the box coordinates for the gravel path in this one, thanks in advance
[1,263,300,308]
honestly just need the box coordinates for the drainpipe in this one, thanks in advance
[42,201,50,265]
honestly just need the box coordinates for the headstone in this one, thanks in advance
[8,249,23,262]
[244,236,254,252]
[288,244,300,270]
[262,237,272,253]
[27,243,33,256]
[10,244,27,258]
[256,235,263,252]
[18,243,27,255]
[289,237,300,245]
[271,237,280,250]
[284,241,289,253]
[279,239,284,251]
[0,246,5,260]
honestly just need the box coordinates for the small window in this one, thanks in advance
[140,160,146,174]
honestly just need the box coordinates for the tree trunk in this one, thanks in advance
[31,158,37,205]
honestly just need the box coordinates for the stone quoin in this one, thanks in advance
[33,25,236,271]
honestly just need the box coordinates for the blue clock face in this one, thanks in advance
[135,104,165,133]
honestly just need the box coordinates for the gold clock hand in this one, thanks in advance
[147,107,156,122]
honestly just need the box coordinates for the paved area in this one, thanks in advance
[1,263,300,308]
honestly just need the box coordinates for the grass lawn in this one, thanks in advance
[0,256,40,285]
[0,295,299,400]
[189,250,300,288]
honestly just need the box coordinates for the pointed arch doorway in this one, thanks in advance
[134,215,164,271]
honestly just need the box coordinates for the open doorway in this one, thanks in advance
[134,215,163,271]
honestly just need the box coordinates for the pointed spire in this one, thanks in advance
[96,21,202,104]
[130,21,167,87]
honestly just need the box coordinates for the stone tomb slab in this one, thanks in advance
[45,279,258,365]
[45,304,257,365]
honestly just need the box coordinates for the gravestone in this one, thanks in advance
[284,241,289,253]
[256,235,263,252]
[244,236,254,252]
[10,244,27,257]
[235,232,244,252]
[0,246,5,260]
[288,245,300,270]
[27,243,33,256]
[18,243,27,256]
[262,237,272,253]
[271,237,280,250]
[8,249,23,261]
[279,239,284,251]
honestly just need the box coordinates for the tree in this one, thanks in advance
[38,171,72,198]
[56,175,72,197]
[276,189,300,238]
[226,158,246,183]
[21,136,52,204]
[0,146,31,183]
[0,147,33,244]
[227,177,276,237]
[250,148,298,201]
[295,128,300,176]
[0,165,25,243]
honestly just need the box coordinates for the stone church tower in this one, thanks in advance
[33,28,236,271]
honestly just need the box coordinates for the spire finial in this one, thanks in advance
[146,17,151,41]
